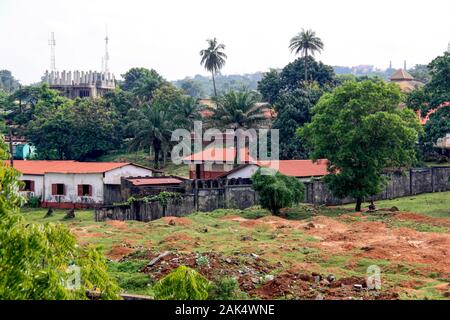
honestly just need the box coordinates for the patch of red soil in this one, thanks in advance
[393,212,450,228]
[107,245,135,261]
[251,269,398,300]
[106,220,128,230]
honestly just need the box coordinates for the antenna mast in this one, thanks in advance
[103,26,110,73]
[48,32,56,71]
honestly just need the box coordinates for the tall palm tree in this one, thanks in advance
[207,91,268,130]
[172,96,201,129]
[289,29,324,81]
[126,106,173,168]
[200,38,227,97]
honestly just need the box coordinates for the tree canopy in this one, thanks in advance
[300,80,422,211]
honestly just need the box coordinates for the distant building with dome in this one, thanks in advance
[389,69,424,93]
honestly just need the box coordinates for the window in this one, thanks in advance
[79,90,90,98]
[78,184,92,197]
[21,180,35,192]
[52,184,65,196]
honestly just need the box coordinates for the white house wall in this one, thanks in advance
[226,164,259,179]
[44,173,104,204]
[103,165,154,185]
[19,174,44,199]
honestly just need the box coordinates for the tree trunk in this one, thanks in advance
[355,197,362,212]
[212,71,217,97]
[153,140,161,169]
[304,49,308,81]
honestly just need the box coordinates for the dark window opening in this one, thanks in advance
[79,90,90,98]
[52,183,65,196]
[78,184,92,197]
[22,180,34,192]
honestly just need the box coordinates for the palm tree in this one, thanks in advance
[172,96,201,129]
[200,38,227,97]
[207,91,268,130]
[289,29,324,81]
[126,106,173,168]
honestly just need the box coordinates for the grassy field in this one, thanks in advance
[19,193,450,300]
[341,192,450,218]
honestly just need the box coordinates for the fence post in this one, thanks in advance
[431,167,435,192]
[409,169,413,195]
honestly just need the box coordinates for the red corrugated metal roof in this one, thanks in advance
[128,177,183,186]
[6,160,146,175]
[258,159,329,177]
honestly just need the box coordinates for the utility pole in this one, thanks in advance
[8,127,14,167]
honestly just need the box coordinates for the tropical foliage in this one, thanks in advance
[200,38,227,97]
[251,168,305,215]
[300,80,422,211]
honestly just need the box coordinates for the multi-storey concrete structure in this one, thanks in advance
[43,70,116,99]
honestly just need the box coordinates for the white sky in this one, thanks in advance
[0,0,449,84]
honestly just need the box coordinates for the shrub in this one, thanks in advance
[208,277,248,300]
[26,195,41,208]
[251,168,305,215]
[152,266,210,300]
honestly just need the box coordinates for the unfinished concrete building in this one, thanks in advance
[43,70,116,99]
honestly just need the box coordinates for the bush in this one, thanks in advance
[153,266,210,300]
[208,277,248,300]
[26,195,41,208]
[251,168,305,215]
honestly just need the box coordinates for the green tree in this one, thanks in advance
[200,38,227,97]
[206,90,268,130]
[172,95,202,129]
[28,99,119,160]
[423,106,450,156]
[300,80,422,211]
[153,266,210,300]
[408,64,431,83]
[126,106,173,168]
[289,29,324,81]
[120,68,166,101]
[0,70,20,93]
[273,84,324,159]
[251,168,305,216]
[0,136,120,300]
[178,78,205,98]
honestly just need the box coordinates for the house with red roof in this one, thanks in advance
[182,146,329,180]
[8,160,158,208]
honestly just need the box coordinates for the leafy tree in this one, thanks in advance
[0,136,120,299]
[206,90,268,130]
[178,78,205,98]
[423,106,450,155]
[289,29,324,81]
[252,168,305,216]
[273,84,324,159]
[120,68,166,101]
[28,99,119,160]
[151,84,184,111]
[126,105,173,168]
[172,95,202,129]
[153,266,210,300]
[258,57,335,103]
[300,80,422,211]
[408,64,431,83]
[200,38,227,97]
[0,70,20,93]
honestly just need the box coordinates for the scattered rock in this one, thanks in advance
[225,258,232,264]
[64,209,75,220]
[240,235,254,241]
[251,253,259,258]
[147,251,171,267]
[264,275,275,282]
[327,274,336,282]
[168,219,176,226]
[201,227,208,233]
[390,206,399,212]
[304,222,316,230]
[353,284,363,291]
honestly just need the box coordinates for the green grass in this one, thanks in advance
[341,191,450,218]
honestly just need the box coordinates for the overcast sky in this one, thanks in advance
[0,0,449,84]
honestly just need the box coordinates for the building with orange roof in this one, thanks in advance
[7,160,158,208]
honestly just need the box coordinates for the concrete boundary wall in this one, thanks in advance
[95,167,450,221]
